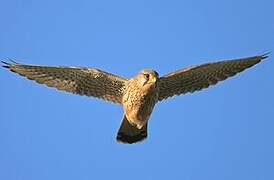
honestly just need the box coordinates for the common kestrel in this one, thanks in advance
[2,54,268,144]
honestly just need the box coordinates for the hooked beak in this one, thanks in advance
[151,76,157,83]
[147,76,157,84]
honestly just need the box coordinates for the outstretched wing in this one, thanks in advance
[2,62,128,104]
[158,54,268,101]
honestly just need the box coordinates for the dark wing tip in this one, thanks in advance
[1,61,11,69]
[8,59,19,64]
[261,51,271,60]
[1,59,20,69]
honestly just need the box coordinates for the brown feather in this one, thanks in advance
[3,63,127,104]
[158,54,268,101]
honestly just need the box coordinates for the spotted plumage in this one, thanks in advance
[2,53,268,144]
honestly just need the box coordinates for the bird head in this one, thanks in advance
[136,69,159,88]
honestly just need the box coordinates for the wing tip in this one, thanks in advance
[1,61,11,69]
[260,51,271,60]
[1,59,20,69]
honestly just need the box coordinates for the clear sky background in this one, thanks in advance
[0,0,273,180]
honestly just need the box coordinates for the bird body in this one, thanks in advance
[2,54,269,144]
[122,70,159,129]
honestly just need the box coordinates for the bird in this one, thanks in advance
[1,53,269,144]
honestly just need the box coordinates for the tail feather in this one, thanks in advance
[116,116,148,144]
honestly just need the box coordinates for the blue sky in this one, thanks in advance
[1,0,273,179]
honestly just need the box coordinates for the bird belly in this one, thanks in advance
[123,93,157,129]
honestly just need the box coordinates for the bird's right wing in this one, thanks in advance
[158,54,268,101]
[2,62,128,104]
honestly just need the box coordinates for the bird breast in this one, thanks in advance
[122,80,159,128]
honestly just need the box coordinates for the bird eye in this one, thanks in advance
[144,74,150,79]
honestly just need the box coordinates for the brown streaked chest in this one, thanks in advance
[122,80,159,122]
[122,80,158,107]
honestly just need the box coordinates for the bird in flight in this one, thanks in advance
[2,53,269,144]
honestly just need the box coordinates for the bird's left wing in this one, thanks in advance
[2,62,128,104]
[158,54,268,101]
